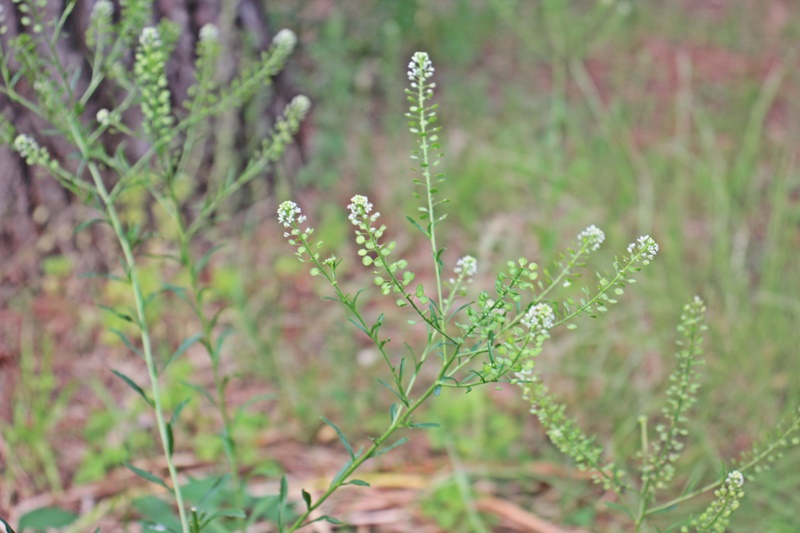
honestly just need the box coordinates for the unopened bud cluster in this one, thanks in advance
[14,134,57,170]
[681,471,745,533]
[257,95,311,164]
[88,0,113,47]
[134,26,174,142]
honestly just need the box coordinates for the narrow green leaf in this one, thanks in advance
[79,271,126,282]
[435,247,445,267]
[329,457,354,488]
[99,304,134,323]
[165,422,174,457]
[277,475,288,530]
[315,515,344,525]
[370,313,385,335]
[170,398,190,425]
[108,328,144,358]
[405,215,428,236]
[347,317,369,336]
[279,475,288,503]
[112,370,153,407]
[374,437,409,457]
[321,417,355,459]
[302,489,312,510]
[161,283,191,305]
[377,379,406,405]
[604,502,636,519]
[221,428,235,466]
[213,327,233,363]
[73,217,106,235]
[181,381,217,407]
[194,474,230,512]
[208,306,227,333]
[142,251,182,264]
[346,479,370,487]
[125,462,171,491]
[194,244,224,275]
[408,422,441,429]
[237,393,277,413]
[18,506,77,529]
[162,333,202,374]
[143,289,163,308]
[198,508,246,528]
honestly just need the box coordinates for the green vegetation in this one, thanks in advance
[2,1,800,532]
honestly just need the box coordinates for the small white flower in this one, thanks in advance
[454,255,477,278]
[91,0,113,21]
[578,225,605,252]
[290,94,311,115]
[407,51,434,81]
[277,200,302,228]
[521,303,555,332]
[727,470,744,488]
[13,134,38,154]
[273,28,297,50]
[347,194,377,225]
[627,235,659,261]
[96,108,110,125]
[199,24,219,42]
[140,26,161,47]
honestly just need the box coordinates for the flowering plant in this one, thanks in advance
[277,51,800,532]
[4,2,799,528]
[1,2,307,531]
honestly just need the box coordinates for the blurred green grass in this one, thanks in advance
[262,1,800,530]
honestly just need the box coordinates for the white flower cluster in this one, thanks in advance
[96,108,116,126]
[91,0,113,21]
[199,24,219,42]
[407,51,434,83]
[347,194,380,226]
[140,26,161,48]
[578,224,605,252]
[13,134,55,169]
[13,134,39,156]
[727,470,744,488]
[277,200,306,229]
[521,303,555,332]
[290,95,311,115]
[273,28,297,50]
[454,255,477,278]
[627,235,659,263]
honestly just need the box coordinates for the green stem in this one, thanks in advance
[414,74,446,365]
[635,322,702,527]
[67,120,190,532]
[176,209,243,506]
[286,341,467,532]
[646,411,800,517]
